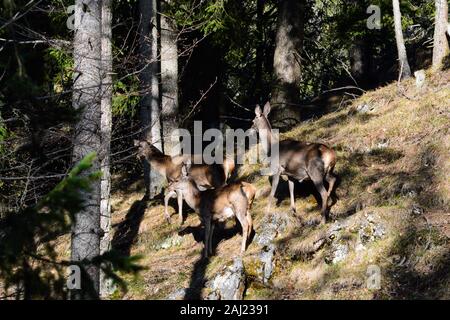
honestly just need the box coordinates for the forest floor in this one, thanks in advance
[109,69,450,300]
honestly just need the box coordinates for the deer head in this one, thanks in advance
[252,101,272,132]
[134,139,163,161]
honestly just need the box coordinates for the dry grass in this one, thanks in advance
[107,70,449,299]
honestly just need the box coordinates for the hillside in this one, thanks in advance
[109,70,450,300]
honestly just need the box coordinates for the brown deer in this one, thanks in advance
[251,102,337,223]
[164,167,255,256]
[134,139,235,190]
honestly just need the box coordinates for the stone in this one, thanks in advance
[414,70,426,89]
[331,242,349,264]
[356,104,374,114]
[411,204,424,216]
[206,257,246,300]
[356,213,385,250]
[258,244,276,284]
[154,234,183,250]
[254,213,289,247]
[167,288,187,300]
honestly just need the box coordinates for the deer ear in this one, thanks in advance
[133,139,140,147]
[255,105,262,116]
[181,165,189,177]
[263,101,271,117]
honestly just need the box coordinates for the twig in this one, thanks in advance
[181,77,218,124]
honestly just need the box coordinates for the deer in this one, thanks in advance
[164,166,255,257]
[134,139,235,190]
[251,102,337,224]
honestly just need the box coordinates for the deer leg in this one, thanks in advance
[246,211,253,245]
[204,218,211,258]
[164,190,177,224]
[312,179,329,224]
[208,223,215,255]
[309,162,329,224]
[234,204,249,254]
[176,190,184,225]
[325,172,337,206]
[267,171,281,213]
[288,179,296,213]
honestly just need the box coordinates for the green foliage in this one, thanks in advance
[45,48,73,93]
[0,153,143,299]
[112,79,140,117]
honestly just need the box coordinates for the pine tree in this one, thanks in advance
[71,0,103,299]
[138,0,164,197]
[271,0,305,120]
[392,0,412,79]
[432,0,449,70]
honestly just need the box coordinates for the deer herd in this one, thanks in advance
[134,102,337,257]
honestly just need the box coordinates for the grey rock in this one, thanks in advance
[331,242,349,264]
[356,213,386,250]
[254,213,289,247]
[206,257,246,300]
[376,139,389,149]
[411,204,424,216]
[166,288,187,300]
[154,234,183,250]
[414,70,426,89]
[258,244,276,284]
[356,104,374,114]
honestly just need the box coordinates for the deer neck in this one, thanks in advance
[259,117,278,154]
[183,180,201,211]
[147,155,172,177]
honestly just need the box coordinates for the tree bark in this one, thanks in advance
[138,0,164,197]
[271,0,305,121]
[392,0,411,79]
[432,0,449,70]
[160,0,179,156]
[254,0,265,101]
[71,0,102,299]
[100,0,113,298]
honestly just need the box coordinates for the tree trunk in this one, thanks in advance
[254,0,264,102]
[160,0,179,156]
[100,0,113,298]
[271,0,305,122]
[71,0,102,299]
[432,0,449,70]
[349,37,371,88]
[392,0,411,79]
[138,0,164,197]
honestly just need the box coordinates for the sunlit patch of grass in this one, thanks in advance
[102,70,450,300]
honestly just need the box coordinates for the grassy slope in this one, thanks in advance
[110,70,449,300]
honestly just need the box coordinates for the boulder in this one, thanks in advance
[153,234,184,250]
[206,257,246,300]
[166,288,187,300]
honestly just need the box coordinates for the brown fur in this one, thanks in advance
[164,171,255,256]
[252,102,337,223]
[134,140,235,189]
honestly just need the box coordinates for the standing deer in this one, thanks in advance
[134,139,235,189]
[251,102,337,223]
[164,167,255,256]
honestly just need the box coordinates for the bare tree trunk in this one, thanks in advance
[432,0,449,70]
[350,37,370,88]
[71,0,102,299]
[271,0,305,121]
[160,0,179,156]
[139,0,164,197]
[392,0,411,79]
[254,0,264,101]
[100,0,113,298]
